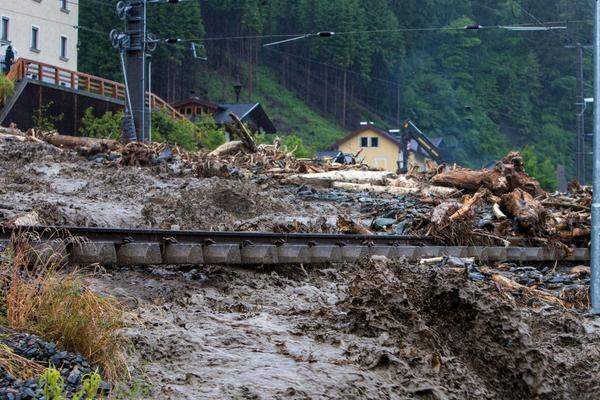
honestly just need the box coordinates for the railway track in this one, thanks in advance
[0,225,590,265]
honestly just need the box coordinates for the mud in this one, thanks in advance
[0,141,348,230]
[88,258,600,400]
[3,140,600,399]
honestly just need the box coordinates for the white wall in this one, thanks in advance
[0,0,78,71]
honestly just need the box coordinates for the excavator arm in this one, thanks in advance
[399,119,443,173]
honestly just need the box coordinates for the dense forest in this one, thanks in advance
[79,1,595,187]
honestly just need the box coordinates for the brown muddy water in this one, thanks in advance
[88,258,600,400]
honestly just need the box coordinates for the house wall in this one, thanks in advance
[0,0,78,71]
[338,128,400,172]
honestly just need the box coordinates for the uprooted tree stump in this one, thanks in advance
[430,151,543,197]
[501,188,545,231]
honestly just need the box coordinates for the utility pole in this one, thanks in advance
[591,0,600,314]
[566,43,591,183]
[124,0,147,142]
[576,43,586,183]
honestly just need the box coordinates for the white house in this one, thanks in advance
[0,0,78,71]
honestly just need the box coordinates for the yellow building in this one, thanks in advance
[328,124,442,173]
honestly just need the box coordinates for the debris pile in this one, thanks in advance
[424,152,590,249]
[0,125,364,180]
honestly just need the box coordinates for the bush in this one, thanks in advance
[151,111,199,151]
[79,108,123,140]
[522,145,557,191]
[194,113,226,150]
[282,134,313,158]
[40,366,103,400]
[0,74,14,105]
[33,101,63,132]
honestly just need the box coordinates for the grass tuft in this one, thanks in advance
[0,234,127,381]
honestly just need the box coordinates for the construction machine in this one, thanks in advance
[398,119,444,173]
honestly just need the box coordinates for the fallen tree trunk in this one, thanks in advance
[332,181,456,197]
[287,170,396,188]
[209,140,246,158]
[501,188,544,230]
[45,134,119,152]
[229,112,257,153]
[430,170,488,192]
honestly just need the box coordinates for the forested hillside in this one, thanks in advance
[79,1,594,186]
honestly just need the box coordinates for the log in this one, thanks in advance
[287,170,396,188]
[332,181,457,197]
[501,188,544,230]
[492,274,564,307]
[492,203,507,220]
[450,191,484,221]
[0,126,26,136]
[430,169,487,192]
[431,201,462,225]
[208,140,246,158]
[45,134,119,152]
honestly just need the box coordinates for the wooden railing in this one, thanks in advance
[6,58,184,119]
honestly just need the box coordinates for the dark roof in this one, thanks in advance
[171,97,220,111]
[214,103,259,123]
[214,103,277,134]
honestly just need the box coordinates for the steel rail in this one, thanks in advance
[0,225,590,266]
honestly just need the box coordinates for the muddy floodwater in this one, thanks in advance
[88,259,600,400]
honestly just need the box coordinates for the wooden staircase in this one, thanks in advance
[6,58,183,119]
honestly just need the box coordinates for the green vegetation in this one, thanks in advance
[40,366,103,400]
[194,113,227,150]
[33,102,64,132]
[0,74,14,106]
[522,145,558,191]
[80,107,123,140]
[79,108,227,151]
[200,67,341,155]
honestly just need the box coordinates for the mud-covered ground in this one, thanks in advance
[2,139,600,399]
[89,258,600,400]
[0,140,354,230]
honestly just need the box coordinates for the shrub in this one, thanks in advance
[521,145,557,191]
[194,113,226,150]
[282,134,313,158]
[80,107,123,140]
[33,101,64,132]
[0,74,14,105]
[151,110,199,151]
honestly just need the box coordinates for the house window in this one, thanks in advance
[371,137,379,148]
[60,36,68,60]
[360,137,369,148]
[31,26,39,51]
[1,17,9,42]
